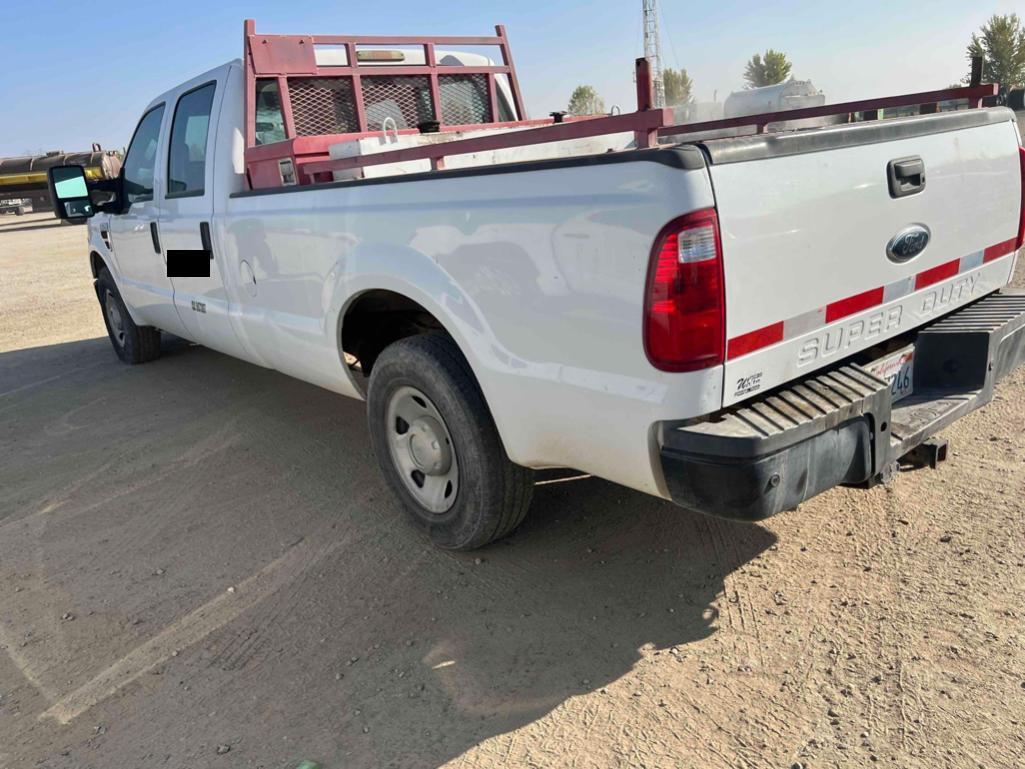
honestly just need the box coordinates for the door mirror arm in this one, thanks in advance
[91,174,124,214]
[47,166,128,220]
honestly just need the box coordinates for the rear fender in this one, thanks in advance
[333,244,516,450]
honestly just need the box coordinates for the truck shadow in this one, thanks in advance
[0,337,775,769]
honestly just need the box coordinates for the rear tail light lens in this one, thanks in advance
[643,208,725,372]
[1016,145,1025,251]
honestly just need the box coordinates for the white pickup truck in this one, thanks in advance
[48,22,1025,549]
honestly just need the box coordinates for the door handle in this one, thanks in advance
[200,221,213,258]
[149,221,161,253]
[887,156,925,198]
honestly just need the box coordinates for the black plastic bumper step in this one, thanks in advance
[660,289,1025,521]
[663,365,889,459]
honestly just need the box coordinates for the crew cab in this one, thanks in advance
[48,20,1025,549]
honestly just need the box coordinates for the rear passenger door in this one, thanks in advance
[158,76,243,358]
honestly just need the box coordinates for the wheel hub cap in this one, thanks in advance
[407,416,452,475]
[385,386,459,514]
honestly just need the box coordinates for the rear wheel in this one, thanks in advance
[367,334,534,550]
[96,267,161,364]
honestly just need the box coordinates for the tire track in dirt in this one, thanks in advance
[38,536,316,724]
[702,517,757,669]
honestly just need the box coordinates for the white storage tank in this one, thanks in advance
[723,78,843,133]
[724,78,826,118]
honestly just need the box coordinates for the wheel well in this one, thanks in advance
[89,251,106,279]
[341,290,446,391]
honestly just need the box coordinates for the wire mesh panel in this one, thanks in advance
[362,76,434,130]
[289,77,359,135]
[439,74,493,125]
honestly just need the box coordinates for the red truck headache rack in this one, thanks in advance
[243,18,541,188]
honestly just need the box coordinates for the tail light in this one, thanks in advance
[1016,146,1025,251]
[643,208,725,372]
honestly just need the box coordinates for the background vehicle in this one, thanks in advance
[48,20,1025,548]
[0,197,28,215]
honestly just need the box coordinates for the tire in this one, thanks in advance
[96,267,161,364]
[15,206,24,216]
[367,333,534,550]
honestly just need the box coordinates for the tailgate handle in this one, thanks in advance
[888,156,925,198]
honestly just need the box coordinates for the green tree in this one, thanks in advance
[966,13,1025,87]
[743,49,792,88]
[567,85,605,116]
[663,68,694,106]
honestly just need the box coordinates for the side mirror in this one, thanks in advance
[47,165,95,221]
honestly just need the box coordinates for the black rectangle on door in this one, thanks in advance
[166,249,211,277]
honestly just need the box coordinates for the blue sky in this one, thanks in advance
[2,0,1019,156]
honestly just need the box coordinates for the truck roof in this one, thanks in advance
[143,59,241,115]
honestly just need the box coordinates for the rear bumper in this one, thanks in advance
[659,289,1025,521]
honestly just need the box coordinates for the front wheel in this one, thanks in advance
[96,267,161,364]
[367,334,534,550]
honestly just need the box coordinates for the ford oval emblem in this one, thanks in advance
[887,224,931,263]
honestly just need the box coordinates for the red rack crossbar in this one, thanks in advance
[657,84,998,138]
[301,108,670,175]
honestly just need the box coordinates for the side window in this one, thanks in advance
[122,104,165,205]
[254,79,286,145]
[438,75,491,125]
[167,82,216,197]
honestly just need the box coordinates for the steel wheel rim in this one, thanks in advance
[105,290,125,348]
[385,385,458,514]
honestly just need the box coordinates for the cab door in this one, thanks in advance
[158,76,245,358]
[106,103,188,337]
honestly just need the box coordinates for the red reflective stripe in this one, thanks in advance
[726,243,1016,363]
[824,286,884,323]
[915,258,960,290]
[983,237,1017,263]
[727,321,784,359]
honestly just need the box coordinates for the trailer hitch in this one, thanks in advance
[901,437,950,470]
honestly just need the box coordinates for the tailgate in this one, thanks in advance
[701,108,1022,407]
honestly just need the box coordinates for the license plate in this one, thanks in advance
[868,345,914,402]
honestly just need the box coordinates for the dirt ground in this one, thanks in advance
[1,211,1023,769]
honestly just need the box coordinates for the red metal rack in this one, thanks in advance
[242,19,999,191]
[243,18,542,187]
